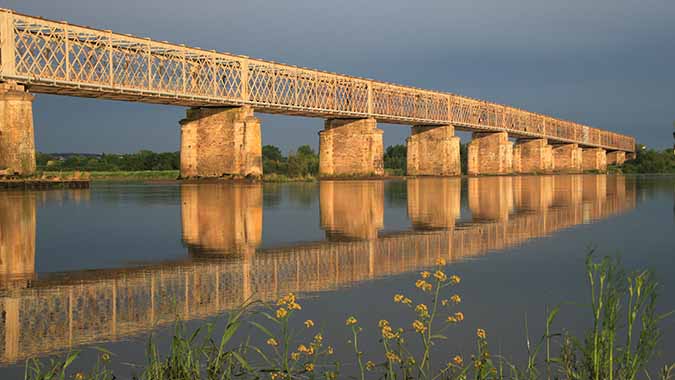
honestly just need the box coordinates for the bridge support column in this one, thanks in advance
[406,125,460,176]
[0,83,36,176]
[552,144,583,172]
[179,106,262,179]
[513,138,553,173]
[319,118,383,177]
[606,151,626,165]
[467,132,513,175]
[582,148,607,172]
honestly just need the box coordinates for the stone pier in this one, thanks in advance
[467,132,513,175]
[406,125,460,176]
[606,151,626,165]
[513,138,553,173]
[179,106,262,179]
[582,148,607,172]
[319,118,383,177]
[0,83,35,176]
[552,144,583,172]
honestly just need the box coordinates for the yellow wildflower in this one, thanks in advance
[381,325,397,339]
[415,304,429,318]
[450,275,461,285]
[434,270,447,282]
[451,294,461,304]
[402,297,413,305]
[298,344,309,353]
[101,353,111,362]
[345,316,358,326]
[327,346,334,355]
[420,271,431,279]
[436,258,446,266]
[267,338,279,347]
[75,373,85,380]
[477,328,487,339]
[270,372,280,380]
[385,351,401,363]
[379,319,389,328]
[291,352,300,361]
[447,316,458,323]
[304,319,314,328]
[454,312,464,322]
[288,302,302,311]
[276,308,288,319]
[441,299,449,306]
[304,363,314,372]
[277,292,296,306]
[366,360,376,371]
[415,279,432,292]
[412,320,427,334]
[453,355,463,365]
[393,294,404,303]
[314,333,323,343]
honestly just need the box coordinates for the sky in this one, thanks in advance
[3,0,675,154]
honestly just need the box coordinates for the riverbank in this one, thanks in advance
[0,178,89,190]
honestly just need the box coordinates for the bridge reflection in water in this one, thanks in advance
[0,176,636,364]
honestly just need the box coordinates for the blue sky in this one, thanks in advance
[4,0,675,153]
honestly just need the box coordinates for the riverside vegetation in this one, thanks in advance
[23,255,673,380]
[33,142,675,181]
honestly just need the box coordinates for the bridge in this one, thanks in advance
[0,9,635,178]
[0,175,636,364]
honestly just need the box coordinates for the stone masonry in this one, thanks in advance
[606,151,626,165]
[467,132,513,175]
[582,148,607,172]
[0,83,35,176]
[513,138,553,173]
[319,118,384,177]
[406,125,460,176]
[552,143,583,172]
[180,106,262,179]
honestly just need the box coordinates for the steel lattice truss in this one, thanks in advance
[0,9,634,152]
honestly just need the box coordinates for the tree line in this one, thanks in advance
[35,143,470,176]
[38,142,671,175]
[37,151,180,172]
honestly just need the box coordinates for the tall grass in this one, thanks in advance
[23,254,672,380]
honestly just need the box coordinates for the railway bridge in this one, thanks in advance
[0,9,635,177]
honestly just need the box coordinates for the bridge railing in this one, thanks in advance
[0,9,634,151]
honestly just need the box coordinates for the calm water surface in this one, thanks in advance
[0,175,673,377]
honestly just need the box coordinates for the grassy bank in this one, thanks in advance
[40,170,180,181]
[24,254,673,380]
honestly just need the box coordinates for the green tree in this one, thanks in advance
[383,144,406,175]
[460,143,468,174]
[287,145,319,177]
[262,145,287,174]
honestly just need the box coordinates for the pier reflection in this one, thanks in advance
[0,176,637,364]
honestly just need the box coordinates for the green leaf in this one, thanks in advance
[249,321,276,339]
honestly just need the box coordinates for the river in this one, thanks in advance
[0,175,673,378]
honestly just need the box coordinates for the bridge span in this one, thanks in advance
[0,9,635,177]
[0,176,636,364]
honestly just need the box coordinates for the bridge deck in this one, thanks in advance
[0,9,634,152]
